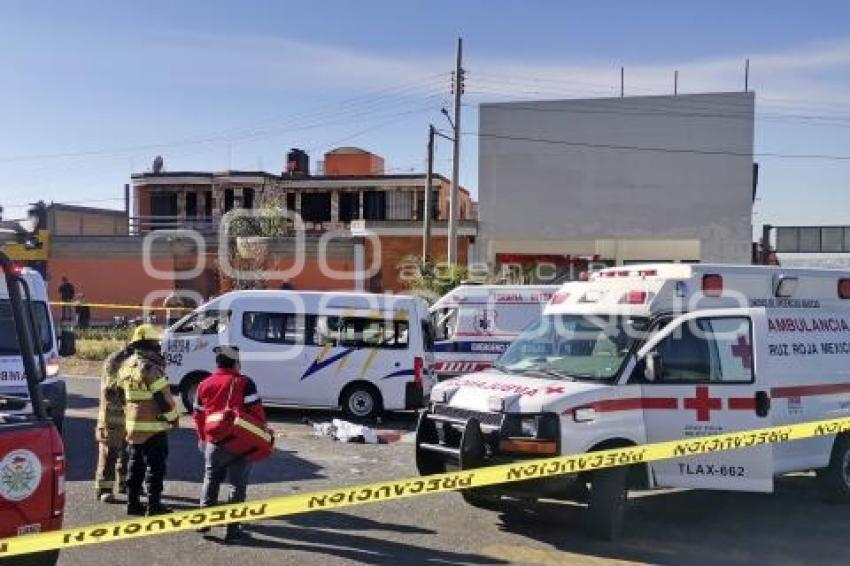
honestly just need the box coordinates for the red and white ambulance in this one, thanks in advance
[416,264,850,539]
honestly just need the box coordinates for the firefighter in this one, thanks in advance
[94,344,132,503]
[117,324,179,516]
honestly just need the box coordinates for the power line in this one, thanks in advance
[467,131,850,161]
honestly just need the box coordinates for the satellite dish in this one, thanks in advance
[152,155,164,174]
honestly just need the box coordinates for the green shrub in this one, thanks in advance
[75,339,125,362]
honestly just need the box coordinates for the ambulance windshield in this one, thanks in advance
[495,314,649,381]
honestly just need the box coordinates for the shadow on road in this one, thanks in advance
[62,415,325,486]
[494,476,850,565]
[67,392,99,410]
[264,406,419,431]
[244,512,505,565]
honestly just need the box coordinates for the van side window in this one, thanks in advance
[433,308,457,341]
[653,317,753,384]
[174,310,229,335]
[314,316,409,349]
[242,312,311,345]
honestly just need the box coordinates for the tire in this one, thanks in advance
[0,549,59,566]
[180,372,208,413]
[816,435,850,503]
[586,466,628,540]
[340,383,383,420]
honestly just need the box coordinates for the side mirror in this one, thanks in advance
[645,351,663,382]
[58,329,76,357]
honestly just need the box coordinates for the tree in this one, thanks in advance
[221,194,290,291]
[398,255,470,304]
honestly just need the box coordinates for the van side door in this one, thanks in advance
[638,308,773,492]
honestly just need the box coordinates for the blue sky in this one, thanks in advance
[1,0,849,235]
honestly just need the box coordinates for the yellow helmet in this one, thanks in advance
[130,323,162,344]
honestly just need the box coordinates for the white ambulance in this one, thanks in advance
[430,285,557,379]
[416,264,850,539]
[0,267,66,430]
[163,290,436,419]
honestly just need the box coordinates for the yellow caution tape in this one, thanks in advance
[2,415,849,557]
[49,302,194,312]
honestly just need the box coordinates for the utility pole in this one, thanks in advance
[423,124,435,261]
[448,37,464,267]
[744,59,750,92]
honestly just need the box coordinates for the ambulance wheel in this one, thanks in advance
[180,372,209,413]
[0,549,59,566]
[341,383,383,420]
[587,466,628,540]
[816,435,850,503]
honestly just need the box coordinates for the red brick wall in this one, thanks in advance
[324,152,385,176]
[367,235,470,293]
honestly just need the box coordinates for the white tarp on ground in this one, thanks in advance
[313,419,379,444]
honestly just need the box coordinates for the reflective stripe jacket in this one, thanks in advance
[193,368,266,443]
[117,349,179,444]
[96,348,131,446]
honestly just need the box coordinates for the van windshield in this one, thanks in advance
[0,300,53,355]
[495,314,649,381]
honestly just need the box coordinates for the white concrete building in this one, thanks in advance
[477,92,756,274]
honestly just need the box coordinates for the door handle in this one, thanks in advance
[754,390,771,418]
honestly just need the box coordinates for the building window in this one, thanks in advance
[416,190,439,221]
[150,192,178,229]
[185,192,198,217]
[243,188,255,209]
[386,191,414,220]
[204,190,212,218]
[224,189,234,212]
[286,193,296,212]
[363,190,386,221]
[300,192,332,223]
[339,192,360,222]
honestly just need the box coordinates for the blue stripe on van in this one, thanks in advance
[381,368,415,379]
[300,348,356,380]
[433,341,511,353]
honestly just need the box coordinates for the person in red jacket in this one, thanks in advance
[193,345,266,542]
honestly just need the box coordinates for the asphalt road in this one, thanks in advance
[55,375,850,566]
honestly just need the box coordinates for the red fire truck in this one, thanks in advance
[0,212,65,566]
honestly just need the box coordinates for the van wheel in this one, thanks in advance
[817,435,850,503]
[180,372,209,413]
[587,466,628,540]
[341,383,382,420]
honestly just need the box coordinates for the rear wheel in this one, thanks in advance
[817,435,850,503]
[586,466,628,540]
[341,383,382,420]
[180,372,209,413]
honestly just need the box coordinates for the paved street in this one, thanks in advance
[57,375,850,566]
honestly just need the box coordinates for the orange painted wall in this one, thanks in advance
[324,153,385,176]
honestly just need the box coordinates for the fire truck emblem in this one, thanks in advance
[0,449,42,502]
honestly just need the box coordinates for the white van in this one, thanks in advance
[417,264,850,539]
[0,267,65,429]
[163,290,436,419]
[431,285,557,379]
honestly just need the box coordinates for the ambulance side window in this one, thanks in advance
[653,317,753,384]
[433,308,458,341]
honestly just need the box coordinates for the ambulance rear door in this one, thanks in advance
[638,308,773,492]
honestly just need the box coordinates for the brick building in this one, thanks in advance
[130,146,477,293]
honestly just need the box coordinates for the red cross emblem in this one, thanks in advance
[544,386,565,395]
[731,335,753,369]
[684,386,721,422]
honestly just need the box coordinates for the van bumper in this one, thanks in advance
[414,404,574,499]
